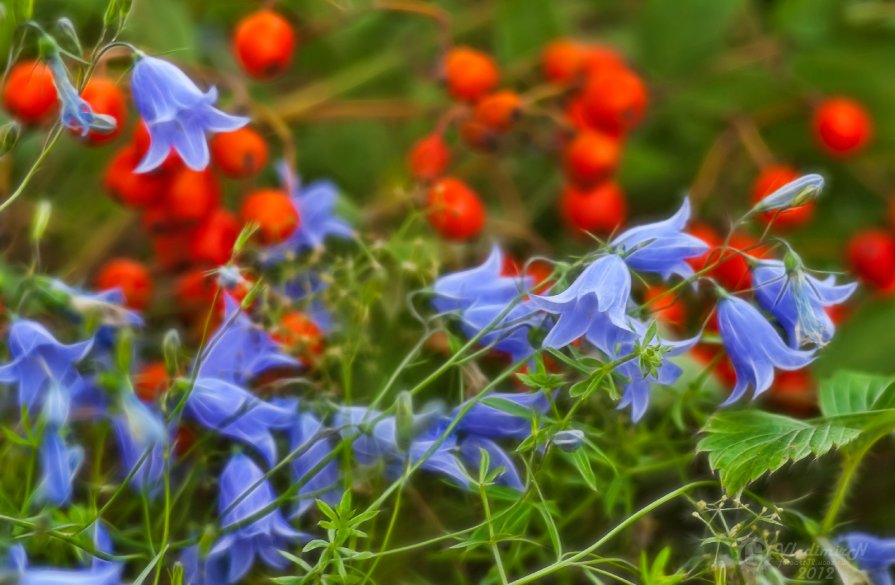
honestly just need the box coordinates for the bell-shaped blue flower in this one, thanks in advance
[433,246,531,313]
[52,280,144,329]
[209,453,303,584]
[113,392,167,492]
[131,55,248,173]
[453,392,548,441]
[37,428,83,506]
[610,198,708,279]
[276,400,341,518]
[7,524,123,584]
[0,319,92,415]
[459,436,524,490]
[336,407,469,487]
[186,377,293,467]
[717,295,815,404]
[753,259,856,348]
[531,254,632,348]
[838,532,895,585]
[196,295,300,386]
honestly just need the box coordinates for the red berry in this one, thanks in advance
[164,169,221,228]
[174,269,220,315]
[644,285,686,327]
[240,189,300,244]
[458,119,498,151]
[563,131,621,187]
[78,77,127,144]
[813,97,872,157]
[751,164,814,230]
[561,181,626,234]
[687,225,765,292]
[189,209,241,266]
[275,311,325,360]
[582,67,647,134]
[426,177,486,241]
[768,369,816,417]
[847,229,895,290]
[210,127,268,178]
[150,232,192,272]
[104,145,169,207]
[134,362,169,402]
[234,10,296,78]
[408,133,450,180]
[95,258,153,311]
[443,47,499,102]
[542,39,587,84]
[581,45,626,78]
[3,60,57,124]
[473,91,522,132]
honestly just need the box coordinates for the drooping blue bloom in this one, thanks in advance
[37,428,83,506]
[717,295,815,404]
[46,52,117,137]
[530,254,632,348]
[336,407,469,487]
[453,392,549,441]
[610,198,709,280]
[432,246,529,314]
[130,55,248,173]
[753,259,857,348]
[610,322,699,422]
[186,377,293,467]
[112,392,167,491]
[261,163,353,261]
[196,295,300,386]
[51,280,144,329]
[280,404,341,519]
[209,453,303,584]
[838,532,895,585]
[459,436,523,490]
[460,301,540,363]
[0,319,92,415]
[7,524,123,584]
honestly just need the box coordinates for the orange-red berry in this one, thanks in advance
[234,10,296,78]
[150,232,193,272]
[189,209,241,266]
[473,91,522,132]
[134,361,169,402]
[408,133,450,180]
[104,145,169,208]
[751,164,814,230]
[563,131,621,187]
[813,97,872,157]
[3,60,57,124]
[644,285,686,327]
[541,39,587,84]
[164,169,221,227]
[210,127,269,178]
[847,229,895,290]
[458,119,498,151]
[581,45,626,78]
[582,67,647,135]
[276,311,325,359]
[443,46,499,102]
[426,177,486,241]
[78,77,127,144]
[95,258,153,311]
[561,181,626,234]
[240,189,300,245]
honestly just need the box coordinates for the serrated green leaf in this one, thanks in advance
[819,371,895,418]
[698,410,861,494]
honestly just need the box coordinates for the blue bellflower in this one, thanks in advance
[131,55,248,173]
[7,524,123,585]
[717,295,815,404]
[209,453,303,584]
[283,407,341,519]
[0,319,92,415]
[37,428,83,506]
[610,198,709,280]
[838,532,895,585]
[113,392,167,491]
[186,377,293,467]
[196,295,300,386]
[753,259,856,348]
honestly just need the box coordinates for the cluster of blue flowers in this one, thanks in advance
[432,190,856,420]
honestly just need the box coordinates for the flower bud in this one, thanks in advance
[750,173,824,214]
[552,429,585,452]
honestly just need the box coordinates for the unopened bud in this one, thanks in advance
[552,429,585,452]
[751,173,824,214]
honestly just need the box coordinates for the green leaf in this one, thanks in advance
[698,410,861,494]
[481,396,537,420]
[819,371,895,418]
[569,449,598,492]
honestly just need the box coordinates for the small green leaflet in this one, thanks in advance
[819,371,895,418]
